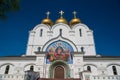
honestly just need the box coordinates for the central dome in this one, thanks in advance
[55,17,68,24]
[55,10,68,24]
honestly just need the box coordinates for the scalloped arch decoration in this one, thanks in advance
[106,63,120,68]
[71,23,90,30]
[42,36,78,52]
[83,63,98,68]
[0,63,15,68]
[32,24,51,31]
[51,23,71,31]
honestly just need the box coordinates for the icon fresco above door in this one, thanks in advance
[46,40,73,64]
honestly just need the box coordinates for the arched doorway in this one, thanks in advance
[49,60,70,79]
[54,66,64,79]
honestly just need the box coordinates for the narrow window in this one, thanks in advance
[40,29,43,37]
[37,47,41,52]
[59,29,62,36]
[81,47,84,52]
[102,71,105,74]
[87,66,91,72]
[79,29,82,37]
[112,66,117,75]
[78,68,80,72]
[30,66,34,71]
[5,65,10,74]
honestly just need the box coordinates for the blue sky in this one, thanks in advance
[0,0,120,56]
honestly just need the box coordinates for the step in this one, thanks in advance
[38,78,80,80]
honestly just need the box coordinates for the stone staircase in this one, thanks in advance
[39,78,80,80]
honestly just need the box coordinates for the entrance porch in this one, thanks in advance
[49,60,70,79]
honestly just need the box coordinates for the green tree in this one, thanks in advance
[0,0,19,19]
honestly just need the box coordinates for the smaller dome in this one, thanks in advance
[41,18,53,26]
[55,17,68,24]
[70,18,81,26]
[70,11,81,26]
[41,11,53,26]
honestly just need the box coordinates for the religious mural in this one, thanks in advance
[46,40,73,64]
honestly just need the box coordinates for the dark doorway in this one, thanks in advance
[54,66,64,79]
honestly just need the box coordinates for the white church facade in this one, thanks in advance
[0,11,120,80]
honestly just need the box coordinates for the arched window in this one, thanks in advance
[79,29,82,37]
[59,29,62,36]
[40,29,43,37]
[81,47,84,52]
[5,65,10,74]
[87,66,91,72]
[112,66,117,75]
[30,65,34,71]
[37,47,41,52]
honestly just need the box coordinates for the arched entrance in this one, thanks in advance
[54,66,64,79]
[49,60,70,79]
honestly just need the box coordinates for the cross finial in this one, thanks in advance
[73,11,77,18]
[59,10,64,18]
[46,11,50,18]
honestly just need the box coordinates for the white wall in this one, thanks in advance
[26,23,96,56]
[107,64,120,75]
[0,60,42,75]
[83,60,120,76]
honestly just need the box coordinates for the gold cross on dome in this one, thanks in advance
[73,11,77,18]
[59,10,64,18]
[46,11,50,18]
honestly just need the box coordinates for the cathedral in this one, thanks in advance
[0,11,120,80]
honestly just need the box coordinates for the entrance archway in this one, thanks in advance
[49,60,70,79]
[54,66,64,79]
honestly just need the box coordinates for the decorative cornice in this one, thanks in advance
[0,56,36,60]
[84,56,120,60]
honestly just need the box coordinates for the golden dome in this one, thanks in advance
[70,11,81,26]
[70,18,81,26]
[41,18,53,26]
[55,10,68,24]
[56,17,68,24]
[41,11,53,26]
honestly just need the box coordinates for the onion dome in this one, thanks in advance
[42,18,53,26]
[56,17,68,24]
[41,11,53,26]
[55,10,68,24]
[70,11,81,26]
